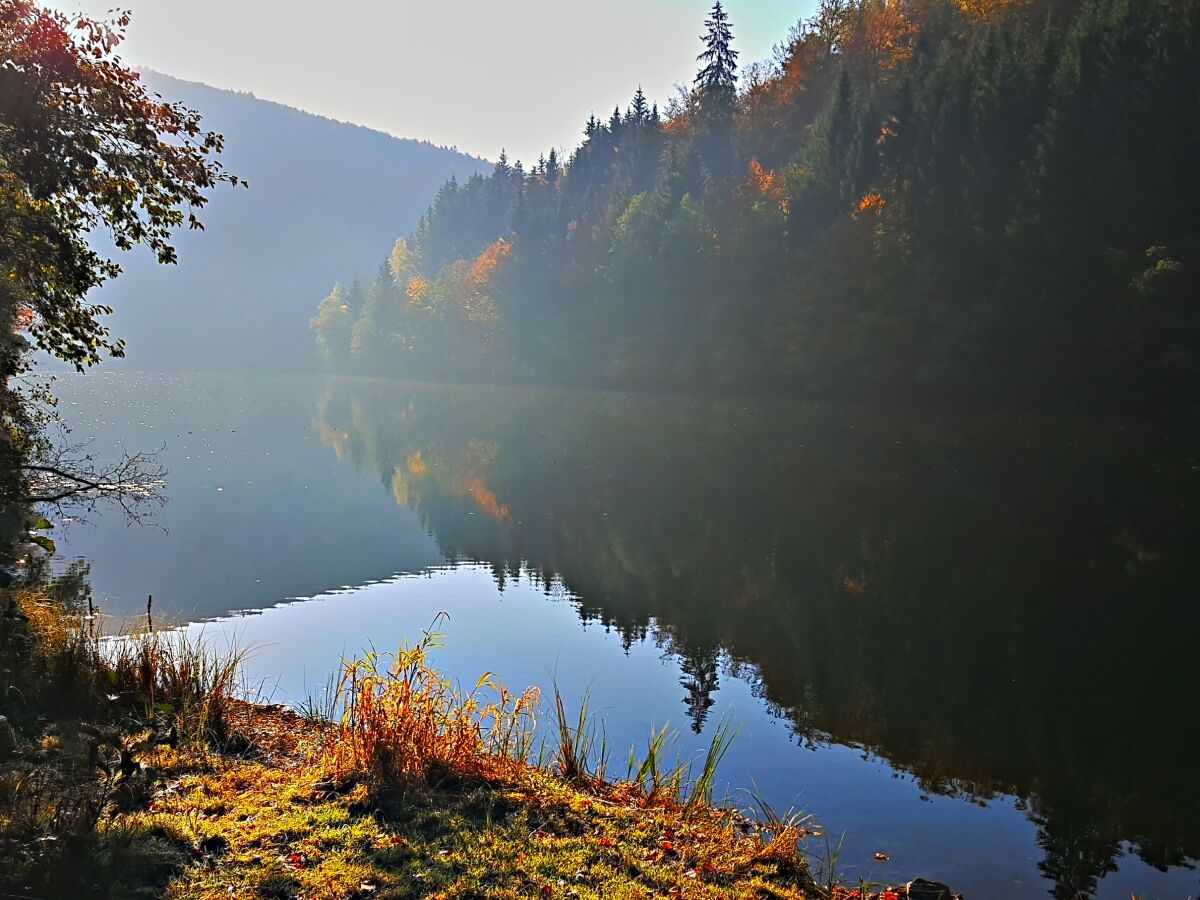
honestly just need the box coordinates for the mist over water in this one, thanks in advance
[53,372,1200,899]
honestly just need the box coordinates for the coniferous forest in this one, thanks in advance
[311,0,1199,407]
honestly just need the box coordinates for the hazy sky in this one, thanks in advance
[44,1,814,162]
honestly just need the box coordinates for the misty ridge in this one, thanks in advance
[48,70,488,374]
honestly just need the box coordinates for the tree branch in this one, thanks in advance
[21,440,167,525]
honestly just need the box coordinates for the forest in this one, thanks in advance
[311,0,1199,407]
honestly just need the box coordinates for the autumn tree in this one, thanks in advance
[310,284,353,365]
[314,0,1200,409]
[0,1,236,552]
[0,2,238,369]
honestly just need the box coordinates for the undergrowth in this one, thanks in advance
[0,588,247,897]
[0,593,919,899]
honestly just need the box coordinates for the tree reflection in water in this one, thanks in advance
[315,380,1200,897]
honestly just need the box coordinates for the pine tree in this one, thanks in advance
[695,2,738,112]
[694,2,739,180]
[631,86,650,124]
[493,149,512,180]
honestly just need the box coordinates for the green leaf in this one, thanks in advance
[33,518,53,531]
[29,535,56,553]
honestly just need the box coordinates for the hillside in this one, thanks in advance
[62,71,488,372]
[312,0,1200,408]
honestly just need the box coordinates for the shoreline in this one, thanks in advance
[0,588,959,899]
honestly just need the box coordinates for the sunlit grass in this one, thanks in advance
[2,592,823,898]
[326,612,540,788]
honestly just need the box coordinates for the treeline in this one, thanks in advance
[312,0,1200,406]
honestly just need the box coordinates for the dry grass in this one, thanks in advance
[3,590,244,747]
[0,589,251,897]
[326,614,540,787]
[105,629,248,749]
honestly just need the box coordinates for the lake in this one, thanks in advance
[51,371,1200,899]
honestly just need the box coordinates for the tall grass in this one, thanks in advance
[619,713,739,811]
[551,682,609,785]
[327,614,540,787]
[0,587,249,871]
[105,629,248,748]
[1,588,248,752]
[685,714,738,813]
[628,722,684,801]
[327,622,744,822]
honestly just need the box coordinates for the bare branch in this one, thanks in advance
[22,439,167,525]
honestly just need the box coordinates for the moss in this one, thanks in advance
[132,703,816,900]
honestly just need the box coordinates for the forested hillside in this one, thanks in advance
[313,0,1199,407]
[72,72,488,371]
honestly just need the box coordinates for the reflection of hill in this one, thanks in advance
[316,379,1200,896]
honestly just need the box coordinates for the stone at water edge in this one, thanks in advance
[905,879,957,900]
[0,715,16,758]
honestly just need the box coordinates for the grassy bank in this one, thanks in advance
[0,589,933,900]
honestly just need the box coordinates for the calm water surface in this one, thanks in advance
[52,372,1200,899]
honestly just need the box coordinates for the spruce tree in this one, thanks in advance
[631,86,650,124]
[694,2,739,180]
[695,2,738,113]
[493,149,512,180]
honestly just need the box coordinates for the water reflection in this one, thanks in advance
[311,379,1200,900]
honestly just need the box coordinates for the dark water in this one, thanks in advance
[52,372,1200,899]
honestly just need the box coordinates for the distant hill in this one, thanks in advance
[58,71,488,372]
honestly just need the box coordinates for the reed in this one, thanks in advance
[551,682,608,784]
[685,713,738,813]
[628,722,684,802]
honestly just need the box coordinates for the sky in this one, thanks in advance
[43,0,815,163]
